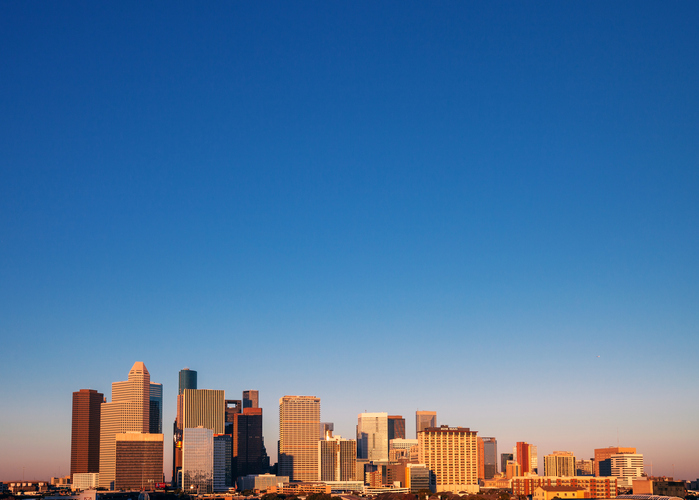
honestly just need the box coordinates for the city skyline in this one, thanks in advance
[1,1,698,484]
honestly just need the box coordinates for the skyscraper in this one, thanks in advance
[180,389,225,434]
[388,415,406,441]
[418,425,478,493]
[482,437,497,479]
[242,390,259,409]
[357,412,389,462]
[183,427,214,494]
[71,389,103,480]
[235,407,268,476]
[99,362,156,490]
[544,451,576,477]
[279,395,321,481]
[173,368,197,486]
[213,434,233,491]
[610,453,644,488]
[318,435,357,481]
[416,411,437,435]
[149,383,163,434]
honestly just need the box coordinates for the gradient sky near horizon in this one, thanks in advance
[1,1,698,483]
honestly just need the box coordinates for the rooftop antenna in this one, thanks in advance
[617,427,619,447]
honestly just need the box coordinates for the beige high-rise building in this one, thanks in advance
[318,435,357,481]
[99,362,154,489]
[279,395,320,481]
[357,412,388,461]
[544,451,576,477]
[418,425,479,493]
[180,389,225,434]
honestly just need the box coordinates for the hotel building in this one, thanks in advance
[418,425,478,493]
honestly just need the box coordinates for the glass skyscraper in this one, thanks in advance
[183,427,214,494]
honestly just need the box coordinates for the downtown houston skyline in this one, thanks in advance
[1,1,698,483]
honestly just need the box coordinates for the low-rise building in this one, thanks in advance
[236,473,288,492]
[534,485,586,500]
[72,473,99,491]
[512,475,618,498]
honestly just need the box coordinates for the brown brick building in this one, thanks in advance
[71,389,104,480]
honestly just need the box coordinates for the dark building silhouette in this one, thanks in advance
[149,383,162,434]
[501,453,514,475]
[388,415,406,441]
[71,389,104,480]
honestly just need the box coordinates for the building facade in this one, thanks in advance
[243,390,259,409]
[388,415,406,441]
[512,476,618,498]
[114,432,163,490]
[279,395,321,481]
[149,383,163,434]
[318,435,357,481]
[213,434,233,491]
[594,447,636,477]
[482,437,497,479]
[418,426,478,493]
[610,453,644,488]
[415,411,437,435]
[357,412,389,462]
[544,451,576,477]
[71,389,103,480]
[183,427,214,494]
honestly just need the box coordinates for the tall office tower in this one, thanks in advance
[183,427,214,494]
[173,368,197,486]
[99,362,155,489]
[610,453,644,488]
[181,389,225,434]
[179,368,197,394]
[357,412,389,462]
[388,416,406,441]
[418,426,479,493]
[544,451,576,477]
[501,453,513,475]
[114,433,163,490]
[242,390,259,409]
[279,395,321,481]
[71,389,104,480]
[514,442,533,475]
[320,422,334,439]
[318,435,357,481]
[594,447,636,477]
[482,437,497,479]
[213,434,233,491]
[149,383,163,434]
[235,407,269,476]
[416,411,437,435]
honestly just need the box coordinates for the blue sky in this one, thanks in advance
[1,2,698,482]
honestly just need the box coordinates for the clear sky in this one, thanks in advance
[1,1,698,483]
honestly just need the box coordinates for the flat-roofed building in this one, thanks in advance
[544,451,576,477]
[418,425,478,493]
[71,389,103,481]
[482,437,497,479]
[357,412,388,462]
[415,411,436,435]
[183,427,214,494]
[71,473,99,491]
[149,383,163,434]
[237,473,288,492]
[611,453,644,488]
[594,447,636,477]
[406,463,433,493]
[114,432,163,490]
[318,435,357,481]
[214,434,233,491]
[388,416,406,441]
[279,395,321,481]
[181,389,225,434]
